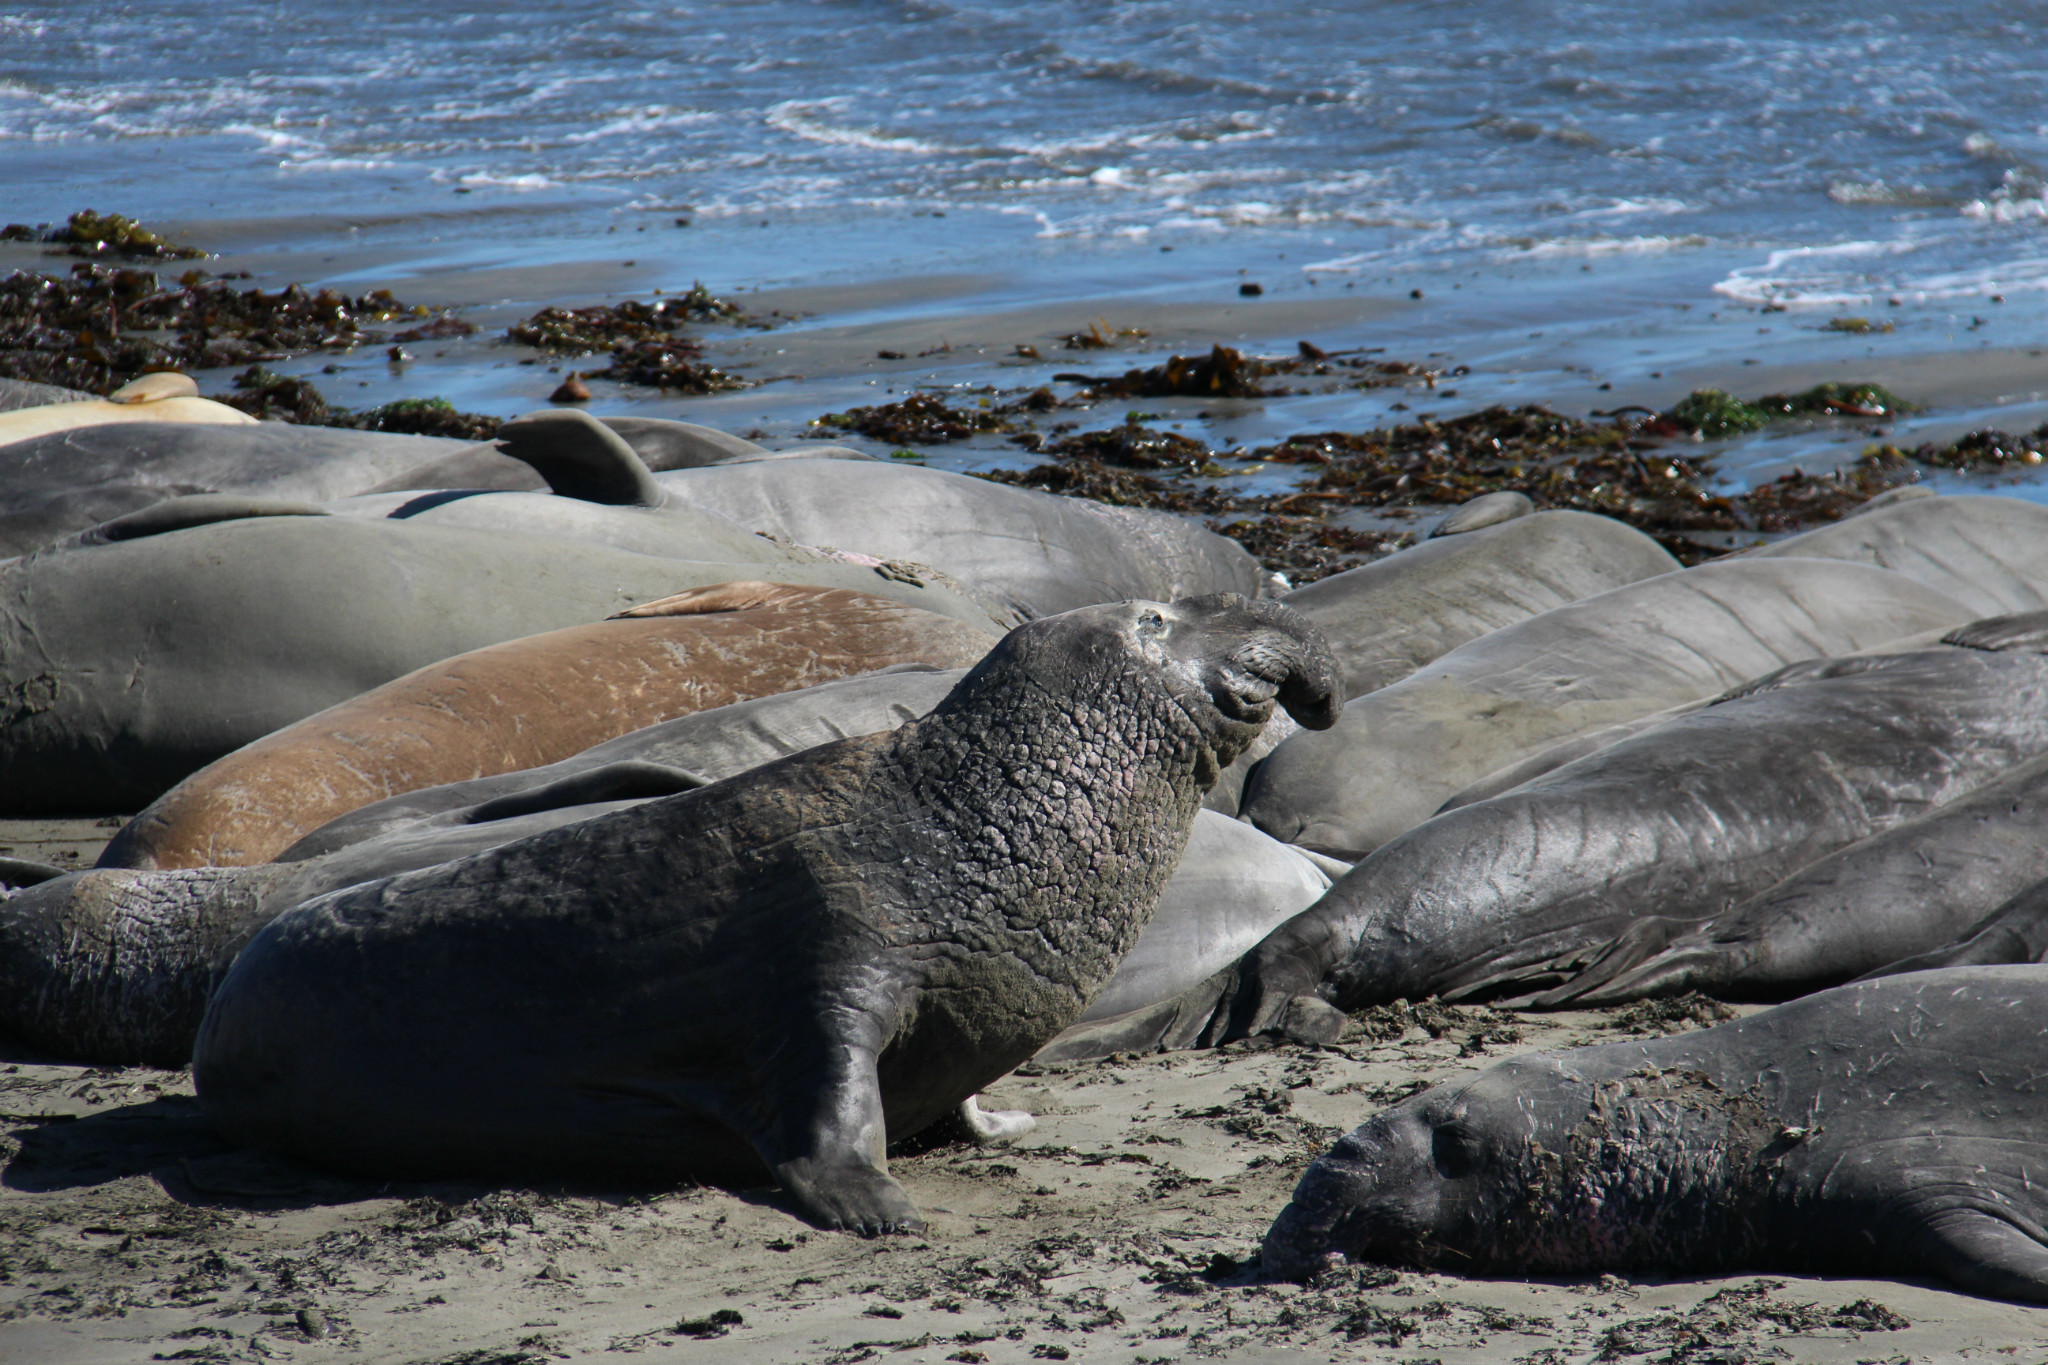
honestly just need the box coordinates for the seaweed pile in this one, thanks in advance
[3,209,207,261]
[811,392,1022,444]
[975,383,1975,582]
[1052,343,1453,401]
[221,366,501,440]
[506,286,757,394]
[0,263,467,395]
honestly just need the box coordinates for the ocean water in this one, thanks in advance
[3,0,2045,493]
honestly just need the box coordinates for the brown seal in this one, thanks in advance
[100,582,996,870]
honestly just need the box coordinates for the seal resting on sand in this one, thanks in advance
[100,581,998,870]
[1263,967,2048,1303]
[192,595,1341,1233]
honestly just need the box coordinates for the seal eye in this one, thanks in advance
[1431,1122,1478,1180]
[1137,609,1168,635]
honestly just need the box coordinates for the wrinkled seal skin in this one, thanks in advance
[99,583,996,870]
[193,596,1340,1234]
[1242,557,1971,860]
[0,516,1004,815]
[1265,968,2048,1303]
[1207,646,2048,1037]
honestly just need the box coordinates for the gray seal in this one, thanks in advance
[1747,493,2048,617]
[1207,644,2048,1037]
[655,457,1269,620]
[1242,557,1973,859]
[1263,967,2048,1302]
[0,514,1005,815]
[1279,509,1677,701]
[192,596,1341,1233]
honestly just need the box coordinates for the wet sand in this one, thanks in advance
[5,820,2046,1363]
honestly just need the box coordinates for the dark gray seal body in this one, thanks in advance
[192,596,1340,1233]
[1210,645,2048,1035]
[1242,557,1971,859]
[1264,967,2048,1302]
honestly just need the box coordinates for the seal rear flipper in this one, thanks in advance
[73,493,330,545]
[1526,916,1718,1008]
[1944,610,2048,654]
[0,856,66,890]
[463,761,711,825]
[494,409,667,507]
[1915,1205,2048,1303]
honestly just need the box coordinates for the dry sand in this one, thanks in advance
[6,821,2048,1364]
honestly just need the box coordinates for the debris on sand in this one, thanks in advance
[1868,422,2048,471]
[0,264,467,394]
[506,287,755,394]
[30,209,208,260]
[1602,993,1740,1036]
[1053,344,1452,400]
[812,392,1021,444]
[221,366,502,439]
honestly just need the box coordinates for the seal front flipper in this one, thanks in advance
[958,1095,1035,1144]
[71,493,329,545]
[1944,609,2048,654]
[494,409,667,507]
[1913,1205,2048,1303]
[760,1032,925,1237]
[1860,879,2048,979]
[463,761,709,825]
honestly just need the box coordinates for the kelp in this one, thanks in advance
[220,366,501,439]
[0,264,460,394]
[505,288,753,395]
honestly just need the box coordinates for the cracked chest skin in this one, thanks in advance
[190,594,1341,1235]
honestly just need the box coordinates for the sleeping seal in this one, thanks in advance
[192,596,1341,1233]
[1243,557,1972,859]
[1206,644,2048,1036]
[1264,967,2048,1303]
[99,582,997,870]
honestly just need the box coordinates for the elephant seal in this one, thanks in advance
[1280,510,1678,701]
[192,596,1341,1232]
[6,797,1322,1072]
[0,376,97,412]
[0,393,255,449]
[1242,557,1973,858]
[1748,494,2048,617]
[1207,645,2048,1036]
[0,516,1006,815]
[0,421,475,558]
[101,582,997,870]
[655,457,1269,620]
[1544,748,2048,1006]
[273,667,971,861]
[1263,967,2048,1302]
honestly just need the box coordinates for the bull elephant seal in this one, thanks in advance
[193,596,1341,1233]
[1208,645,2048,1035]
[1243,557,1973,859]
[101,582,997,870]
[1264,967,2048,1302]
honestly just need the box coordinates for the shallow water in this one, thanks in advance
[4,0,2045,496]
